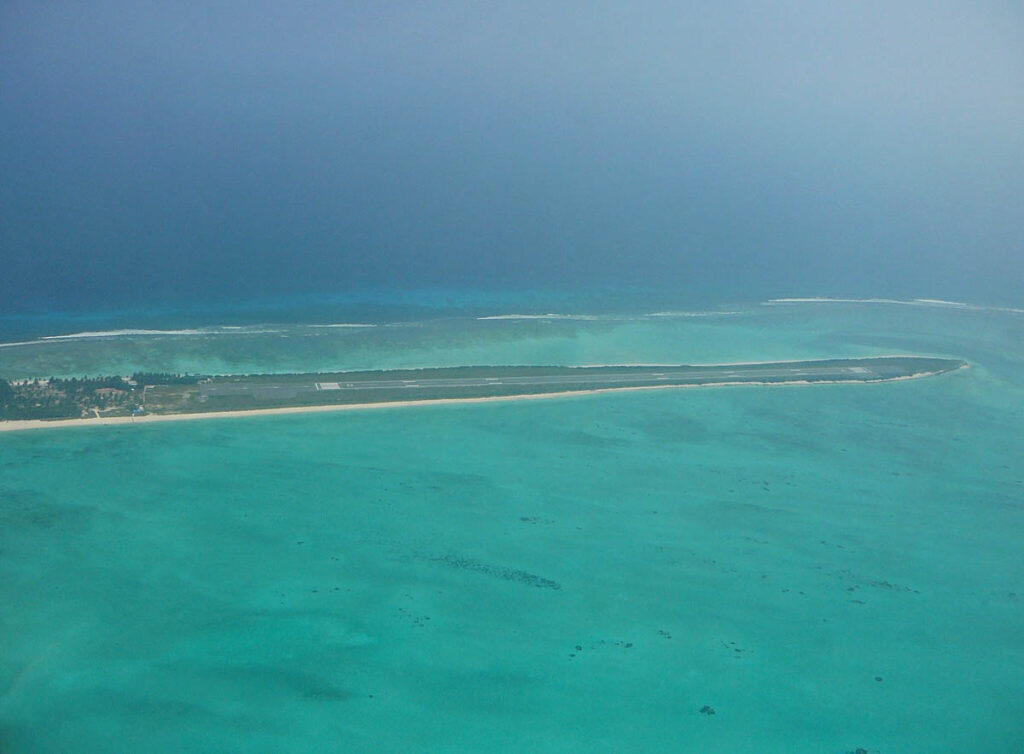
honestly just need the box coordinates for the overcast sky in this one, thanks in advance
[2,1,1022,310]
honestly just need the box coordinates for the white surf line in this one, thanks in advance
[476,313,607,321]
[0,327,287,348]
[475,311,748,321]
[645,310,745,317]
[765,297,1023,314]
[38,329,206,339]
[0,364,967,435]
[307,324,377,328]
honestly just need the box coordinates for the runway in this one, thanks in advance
[2,356,966,433]
[198,357,960,401]
[314,365,874,392]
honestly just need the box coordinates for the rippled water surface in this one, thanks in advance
[2,301,1022,752]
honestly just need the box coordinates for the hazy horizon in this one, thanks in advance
[2,1,1022,313]
[2,8,1023,751]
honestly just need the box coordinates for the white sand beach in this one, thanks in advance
[0,371,957,434]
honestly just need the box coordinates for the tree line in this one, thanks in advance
[0,372,206,420]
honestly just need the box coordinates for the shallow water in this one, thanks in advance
[1,301,1022,752]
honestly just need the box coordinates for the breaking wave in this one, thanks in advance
[765,297,1023,314]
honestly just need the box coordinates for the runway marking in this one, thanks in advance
[191,359,960,404]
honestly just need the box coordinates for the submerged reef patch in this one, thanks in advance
[426,554,561,590]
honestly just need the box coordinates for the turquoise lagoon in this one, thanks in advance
[1,300,1022,752]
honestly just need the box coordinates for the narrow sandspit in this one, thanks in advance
[0,368,965,434]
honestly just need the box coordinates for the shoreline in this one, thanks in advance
[4,353,958,382]
[0,367,964,434]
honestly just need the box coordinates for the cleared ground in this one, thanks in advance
[138,356,965,415]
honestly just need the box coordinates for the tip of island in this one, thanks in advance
[0,355,966,433]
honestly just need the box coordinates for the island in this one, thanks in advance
[0,356,966,432]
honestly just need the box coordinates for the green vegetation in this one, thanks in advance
[0,376,138,420]
[0,357,965,423]
[50,376,129,391]
[0,378,13,405]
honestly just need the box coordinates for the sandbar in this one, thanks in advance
[0,367,965,434]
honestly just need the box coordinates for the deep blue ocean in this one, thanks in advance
[0,287,729,343]
[2,1,1022,750]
